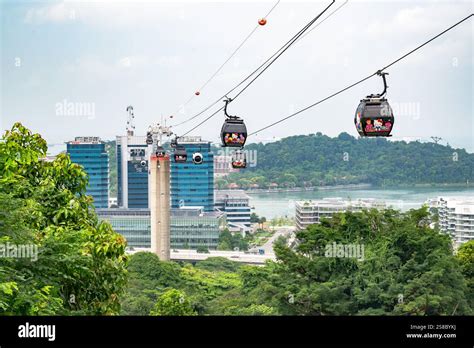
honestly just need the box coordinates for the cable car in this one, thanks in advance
[221,98,247,147]
[354,71,394,137]
[174,145,187,163]
[231,150,246,169]
[193,152,203,165]
[146,131,153,145]
[155,146,166,157]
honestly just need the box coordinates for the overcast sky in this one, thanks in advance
[1,0,472,154]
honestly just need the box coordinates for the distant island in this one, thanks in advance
[105,133,473,193]
[217,133,474,190]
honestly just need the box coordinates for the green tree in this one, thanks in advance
[0,123,127,315]
[456,241,474,309]
[226,133,474,188]
[196,246,210,253]
[195,257,241,273]
[150,289,196,316]
[250,212,260,223]
[121,252,183,315]
[218,230,248,251]
[266,208,471,315]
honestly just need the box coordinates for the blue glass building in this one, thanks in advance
[117,135,149,208]
[67,136,109,208]
[171,137,214,212]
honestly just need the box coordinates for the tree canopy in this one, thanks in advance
[0,123,128,315]
[224,133,473,188]
[122,208,473,316]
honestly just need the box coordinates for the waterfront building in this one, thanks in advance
[67,136,109,208]
[97,207,226,249]
[426,197,474,246]
[171,136,214,212]
[215,190,251,234]
[295,198,386,231]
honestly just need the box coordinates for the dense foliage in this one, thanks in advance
[0,123,128,315]
[122,208,473,316]
[268,208,471,315]
[222,133,474,188]
[217,229,248,251]
[456,240,474,310]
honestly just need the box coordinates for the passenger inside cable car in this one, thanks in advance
[174,154,187,163]
[355,99,394,137]
[155,146,166,157]
[224,132,246,146]
[173,146,187,163]
[231,150,246,169]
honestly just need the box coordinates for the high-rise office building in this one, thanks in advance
[171,136,214,212]
[116,135,149,208]
[67,136,109,208]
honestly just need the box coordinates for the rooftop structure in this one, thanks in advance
[295,198,386,231]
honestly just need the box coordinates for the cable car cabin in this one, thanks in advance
[192,152,203,165]
[173,146,187,163]
[354,97,394,137]
[146,132,153,145]
[231,150,246,169]
[221,118,247,147]
[155,146,166,157]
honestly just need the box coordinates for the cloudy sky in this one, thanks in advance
[1,0,472,154]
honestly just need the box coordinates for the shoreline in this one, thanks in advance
[244,184,371,195]
[243,183,473,195]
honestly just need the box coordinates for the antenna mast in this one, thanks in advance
[126,105,135,136]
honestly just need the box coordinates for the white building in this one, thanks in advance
[116,135,150,208]
[215,190,252,235]
[295,198,386,231]
[426,197,474,246]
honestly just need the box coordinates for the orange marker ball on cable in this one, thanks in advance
[195,91,200,96]
[258,18,267,26]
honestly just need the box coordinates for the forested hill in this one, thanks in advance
[225,133,474,187]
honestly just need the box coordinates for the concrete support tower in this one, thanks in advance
[149,153,171,261]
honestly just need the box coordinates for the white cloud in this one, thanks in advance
[24,2,75,23]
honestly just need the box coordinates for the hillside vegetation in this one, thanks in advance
[223,133,473,188]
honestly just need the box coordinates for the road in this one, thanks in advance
[126,227,296,265]
[257,226,295,255]
[127,248,276,265]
